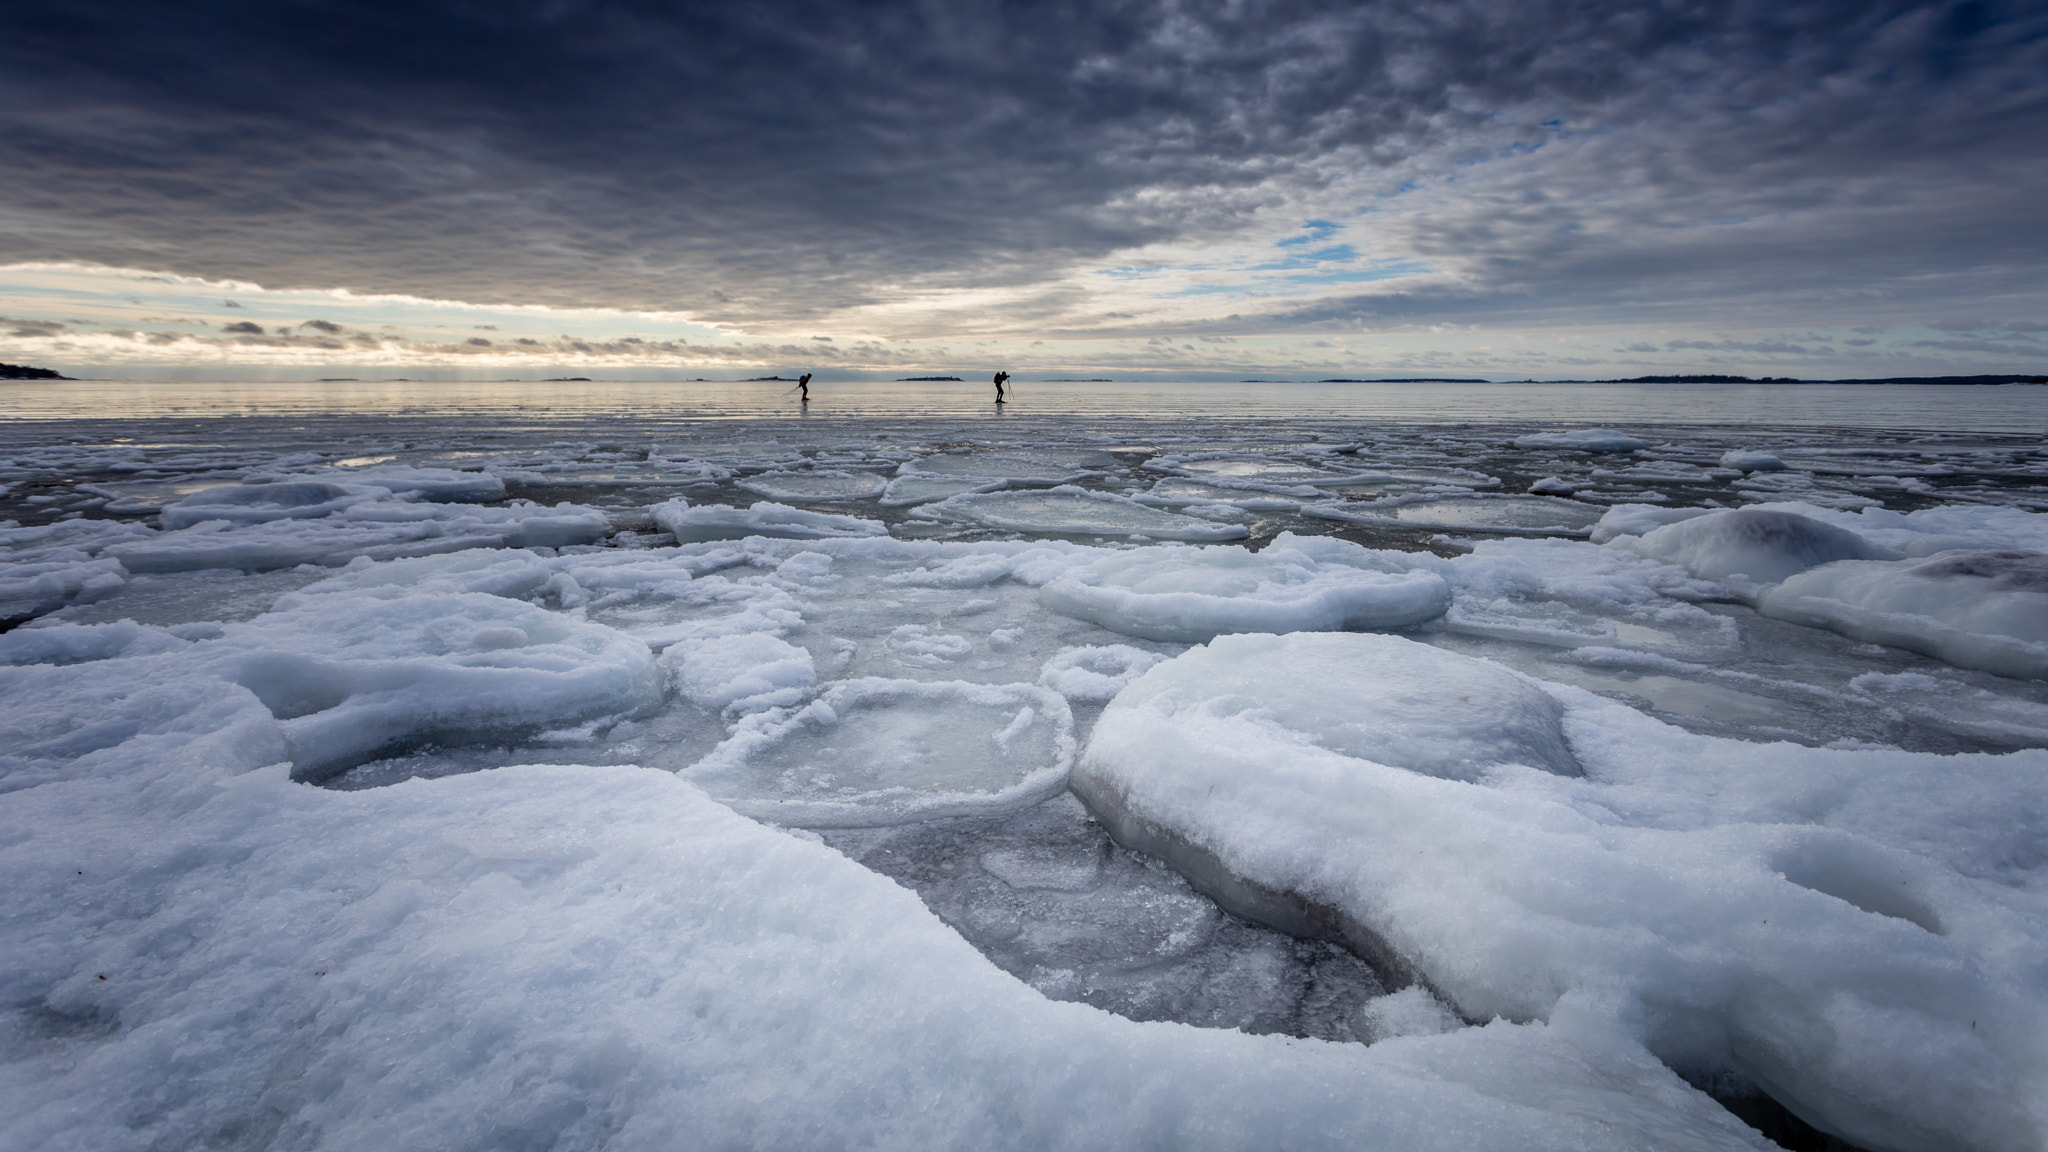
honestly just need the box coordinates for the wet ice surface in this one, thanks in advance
[6,410,2048,1151]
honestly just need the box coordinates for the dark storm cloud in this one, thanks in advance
[1,0,2043,330]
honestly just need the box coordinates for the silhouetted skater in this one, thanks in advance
[797,373,812,402]
[993,371,1009,404]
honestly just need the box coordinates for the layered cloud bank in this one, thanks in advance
[1,0,2044,377]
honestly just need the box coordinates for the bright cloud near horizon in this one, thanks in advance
[2,1,2044,381]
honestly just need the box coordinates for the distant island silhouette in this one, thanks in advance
[897,376,963,381]
[744,376,791,381]
[1,363,70,380]
[544,377,594,381]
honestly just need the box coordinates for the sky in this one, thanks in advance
[1,0,2043,382]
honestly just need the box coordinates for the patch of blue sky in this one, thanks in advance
[1252,244,1360,270]
[1274,219,1345,247]
[1280,261,1430,286]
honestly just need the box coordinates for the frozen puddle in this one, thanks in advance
[825,794,1396,1041]
[684,678,1074,826]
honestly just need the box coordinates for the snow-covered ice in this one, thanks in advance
[4,408,2047,1151]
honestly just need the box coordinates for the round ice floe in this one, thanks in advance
[315,465,505,502]
[737,470,888,502]
[650,498,886,543]
[1037,644,1169,701]
[163,481,380,529]
[1512,429,1647,452]
[665,632,818,710]
[906,452,1097,484]
[878,474,1003,507]
[1631,508,1893,584]
[1162,455,1394,489]
[685,678,1074,826]
[1304,494,1605,537]
[1040,545,1449,643]
[1718,450,1787,472]
[913,487,1248,542]
[1759,549,2048,679]
[1139,477,1321,509]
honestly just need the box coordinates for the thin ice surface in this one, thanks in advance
[4,408,2047,1151]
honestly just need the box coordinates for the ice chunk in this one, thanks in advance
[1137,477,1322,509]
[1718,450,1788,472]
[1512,429,1648,452]
[1527,476,1575,496]
[650,498,886,543]
[1588,504,1715,544]
[665,631,818,710]
[0,619,191,666]
[879,473,1004,507]
[1077,630,2048,1152]
[1759,549,2048,679]
[105,504,609,573]
[1153,453,1396,489]
[685,678,1074,826]
[1356,987,1462,1042]
[1037,644,1170,701]
[905,452,1097,484]
[1304,494,1605,537]
[0,556,126,623]
[913,487,1249,542]
[1629,508,1894,585]
[162,480,382,529]
[299,465,505,502]
[1039,542,1449,643]
[737,470,889,502]
[1093,633,1580,784]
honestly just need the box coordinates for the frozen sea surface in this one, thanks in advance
[4,394,2048,1152]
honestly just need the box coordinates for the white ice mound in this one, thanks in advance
[1630,507,1893,584]
[1304,494,1605,537]
[1512,429,1647,452]
[685,678,1074,826]
[737,470,888,502]
[1038,644,1169,701]
[666,631,818,710]
[162,480,383,528]
[912,486,1249,542]
[218,591,663,780]
[1718,450,1788,472]
[1077,631,2048,1152]
[1104,632,1579,782]
[1759,549,2048,679]
[650,497,886,543]
[1039,540,1449,642]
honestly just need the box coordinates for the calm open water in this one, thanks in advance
[3,378,2043,434]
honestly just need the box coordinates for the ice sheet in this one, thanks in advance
[913,487,1250,541]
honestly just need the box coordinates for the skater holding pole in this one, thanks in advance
[992,371,1009,404]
